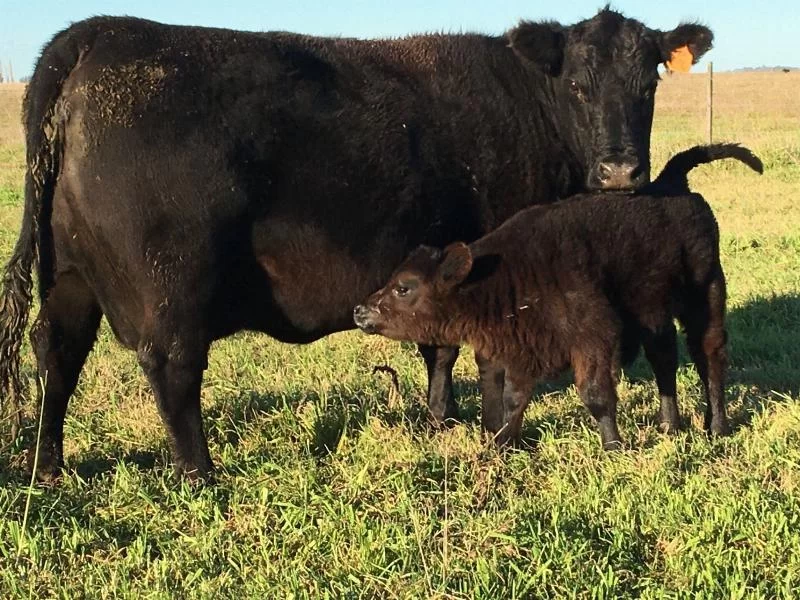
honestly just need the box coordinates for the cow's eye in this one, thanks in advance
[393,285,410,297]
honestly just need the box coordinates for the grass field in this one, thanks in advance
[0,71,799,598]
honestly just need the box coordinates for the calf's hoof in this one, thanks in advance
[490,426,522,449]
[428,407,461,429]
[707,417,731,437]
[659,408,682,435]
[659,419,682,435]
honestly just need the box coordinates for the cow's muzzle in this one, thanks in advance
[588,156,648,191]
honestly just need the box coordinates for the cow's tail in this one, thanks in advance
[651,143,763,194]
[0,172,39,439]
[0,21,96,439]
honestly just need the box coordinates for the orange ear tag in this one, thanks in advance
[665,45,694,72]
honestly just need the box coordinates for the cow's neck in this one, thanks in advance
[476,59,587,205]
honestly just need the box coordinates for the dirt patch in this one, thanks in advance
[83,61,173,127]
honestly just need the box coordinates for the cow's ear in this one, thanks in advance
[437,242,473,289]
[659,23,713,71]
[508,21,565,76]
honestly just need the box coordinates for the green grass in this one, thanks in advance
[1,73,800,598]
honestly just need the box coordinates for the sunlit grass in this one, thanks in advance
[0,72,799,598]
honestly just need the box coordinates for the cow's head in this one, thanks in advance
[509,8,713,191]
[354,243,473,345]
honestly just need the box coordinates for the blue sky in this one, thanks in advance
[1,0,797,79]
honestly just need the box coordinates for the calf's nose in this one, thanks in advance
[353,304,372,329]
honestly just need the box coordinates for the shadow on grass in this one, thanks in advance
[73,449,160,480]
[0,446,162,487]
[2,295,796,482]
[725,293,800,392]
[584,293,800,433]
[203,382,438,460]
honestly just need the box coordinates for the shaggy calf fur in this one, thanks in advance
[355,144,762,448]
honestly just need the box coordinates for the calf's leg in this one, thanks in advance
[573,352,623,450]
[493,369,534,447]
[28,271,102,482]
[683,277,730,436]
[476,352,505,434]
[642,324,681,433]
[418,344,460,423]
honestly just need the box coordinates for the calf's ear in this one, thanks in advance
[508,21,565,76]
[437,242,473,289]
[659,24,713,71]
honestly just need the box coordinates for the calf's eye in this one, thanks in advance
[393,285,410,297]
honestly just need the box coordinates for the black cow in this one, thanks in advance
[0,10,712,481]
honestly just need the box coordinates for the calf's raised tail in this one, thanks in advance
[0,21,97,439]
[646,143,763,195]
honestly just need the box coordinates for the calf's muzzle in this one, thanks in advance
[353,304,377,333]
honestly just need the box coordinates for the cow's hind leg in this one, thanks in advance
[29,271,102,482]
[682,277,730,436]
[418,344,460,423]
[137,320,213,482]
[642,324,681,433]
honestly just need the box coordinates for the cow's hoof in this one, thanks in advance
[173,461,215,486]
[28,449,64,485]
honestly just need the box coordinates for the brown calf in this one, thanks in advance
[355,144,762,448]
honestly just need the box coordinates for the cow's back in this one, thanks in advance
[28,17,578,348]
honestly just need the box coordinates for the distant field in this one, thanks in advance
[0,72,799,598]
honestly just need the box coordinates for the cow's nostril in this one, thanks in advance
[593,158,641,190]
[597,162,613,180]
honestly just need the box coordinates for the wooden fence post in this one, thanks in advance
[707,61,713,144]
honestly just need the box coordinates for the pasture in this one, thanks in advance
[1,71,799,598]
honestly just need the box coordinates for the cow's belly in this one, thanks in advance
[222,220,402,343]
[48,73,443,348]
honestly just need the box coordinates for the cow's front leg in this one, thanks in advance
[138,331,213,482]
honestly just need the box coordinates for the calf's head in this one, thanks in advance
[508,8,713,190]
[354,243,475,345]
